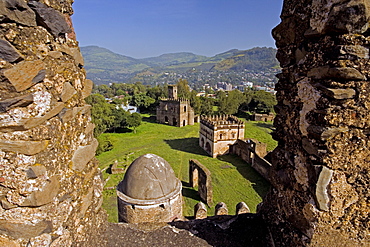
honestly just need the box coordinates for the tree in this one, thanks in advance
[86,94,115,136]
[130,93,155,111]
[247,91,277,114]
[126,113,142,133]
[176,79,191,98]
[217,89,245,115]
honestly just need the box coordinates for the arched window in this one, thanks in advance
[184,106,187,112]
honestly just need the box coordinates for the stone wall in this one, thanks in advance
[0,1,105,246]
[259,0,370,246]
[189,159,213,206]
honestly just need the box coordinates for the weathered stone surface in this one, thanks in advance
[215,202,228,216]
[315,166,333,211]
[3,60,45,92]
[0,39,23,63]
[0,0,37,26]
[335,45,369,59]
[321,87,356,100]
[308,66,366,81]
[21,176,60,207]
[26,164,47,179]
[23,102,64,129]
[70,47,84,67]
[311,0,370,34]
[236,202,250,215]
[0,235,20,247]
[0,94,33,113]
[82,79,93,99]
[61,82,76,102]
[194,202,207,219]
[1,198,17,209]
[28,1,71,38]
[72,138,99,171]
[0,140,48,155]
[0,220,52,239]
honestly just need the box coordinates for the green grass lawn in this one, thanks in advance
[97,115,277,222]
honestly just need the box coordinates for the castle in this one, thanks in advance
[199,115,245,157]
[156,85,198,127]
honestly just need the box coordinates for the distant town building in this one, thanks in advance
[199,115,245,158]
[156,85,198,127]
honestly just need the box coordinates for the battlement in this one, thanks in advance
[200,115,244,130]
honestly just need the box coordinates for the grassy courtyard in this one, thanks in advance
[97,115,277,222]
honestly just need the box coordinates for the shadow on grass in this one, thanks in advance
[142,115,157,123]
[164,138,209,156]
[182,187,201,201]
[254,122,275,131]
[217,154,270,199]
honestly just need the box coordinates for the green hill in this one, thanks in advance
[81,46,278,85]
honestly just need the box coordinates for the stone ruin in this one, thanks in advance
[0,0,369,246]
[199,115,245,157]
[156,85,197,127]
[189,159,213,206]
[259,0,370,246]
[0,0,104,246]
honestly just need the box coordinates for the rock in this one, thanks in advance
[215,202,228,216]
[70,47,84,67]
[61,82,76,102]
[236,202,250,215]
[0,235,20,247]
[335,45,369,59]
[1,198,17,210]
[3,60,45,92]
[194,202,207,219]
[315,166,333,211]
[0,140,48,155]
[81,79,93,99]
[72,138,99,171]
[0,220,52,239]
[79,187,94,218]
[28,233,52,247]
[23,102,64,130]
[308,66,366,81]
[0,0,37,26]
[21,176,60,207]
[26,164,47,179]
[28,1,71,38]
[0,39,23,63]
[320,87,356,100]
[0,94,34,113]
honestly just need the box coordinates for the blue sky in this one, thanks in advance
[72,0,283,58]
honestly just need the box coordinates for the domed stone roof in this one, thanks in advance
[118,154,180,200]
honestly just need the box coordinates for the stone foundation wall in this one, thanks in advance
[260,0,370,246]
[0,1,105,246]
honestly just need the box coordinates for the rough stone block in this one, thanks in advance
[72,138,99,171]
[308,66,366,81]
[23,102,64,130]
[236,202,250,215]
[0,39,23,63]
[81,79,93,99]
[70,47,84,67]
[0,0,36,26]
[315,166,333,211]
[320,87,356,100]
[0,94,33,113]
[21,176,60,207]
[61,82,76,102]
[0,140,48,155]
[194,202,207,219]
[3,60,45,92]
[28,1,71,38]
[26,164,47,179]
[215,202,228,216]
[0,220,52,239]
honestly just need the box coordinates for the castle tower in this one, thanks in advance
[168,85,178,99]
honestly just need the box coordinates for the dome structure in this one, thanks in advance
[119,154,179,201]
[117,154,183,223]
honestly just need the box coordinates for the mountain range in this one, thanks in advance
[80,46,279,85]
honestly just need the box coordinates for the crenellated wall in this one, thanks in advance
[0,1,105,246]
[259,0,370,246]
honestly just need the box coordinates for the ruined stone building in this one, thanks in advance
[117,154,183,224]
[199,115,245,157]
[1,0,370,246]
[156,85,197,127]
